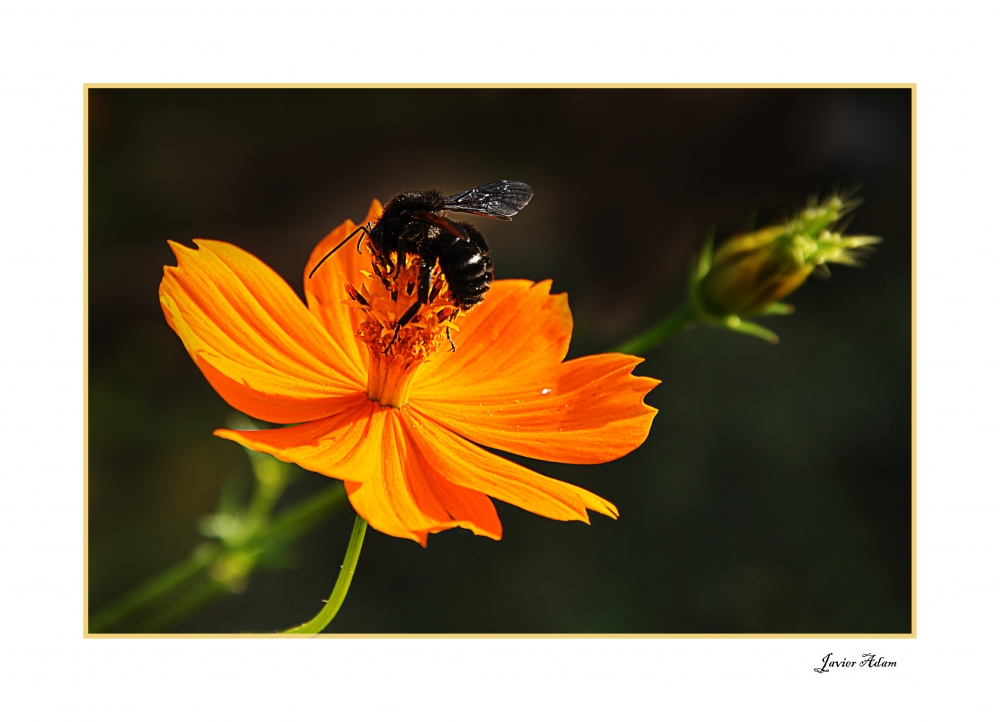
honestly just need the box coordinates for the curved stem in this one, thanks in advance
[283,514,368,635]
[610,303,697,355]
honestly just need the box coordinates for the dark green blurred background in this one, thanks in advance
[87,88,912,633]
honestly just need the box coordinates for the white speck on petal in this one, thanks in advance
[541,388,551,395]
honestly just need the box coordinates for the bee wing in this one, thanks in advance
[440,180,534,220]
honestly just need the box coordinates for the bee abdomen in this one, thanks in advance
[438,224,493,310]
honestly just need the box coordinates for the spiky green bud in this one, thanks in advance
[690,195,880,342]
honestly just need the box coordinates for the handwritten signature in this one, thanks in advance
[814,653,897,673]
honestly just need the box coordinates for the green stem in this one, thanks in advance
[136,577,229,633]
[244,479,285,532]
[89,544,220,633]
[283,514,367,635]
[90,482,347,633]
[610,303,697,355]
[259,483,346,547]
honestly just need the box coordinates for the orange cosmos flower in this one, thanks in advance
[159,200,659,545]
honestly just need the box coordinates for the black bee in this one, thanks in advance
[310,180,533,345]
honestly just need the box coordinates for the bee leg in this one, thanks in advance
[384,258,434,355]
[446,326,456,352]
[384,323,403,354]
[384,303,419,354]
[393,235,408,279]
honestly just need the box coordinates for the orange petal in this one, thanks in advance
[412,279,573,395]
[411,353,659,464]
[215,403,502,545]
[303,200,383,381]
[344,412,503,545]
[160,240,366,424]
[403,406,619,524]
[213,396,377,475]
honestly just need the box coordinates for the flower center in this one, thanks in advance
[347,248,462,409]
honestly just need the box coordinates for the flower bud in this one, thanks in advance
[690,195,880,342]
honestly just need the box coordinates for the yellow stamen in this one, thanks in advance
[348,248,462,408]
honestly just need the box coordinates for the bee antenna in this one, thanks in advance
[357,222,372,253]
[308,225,368,278]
